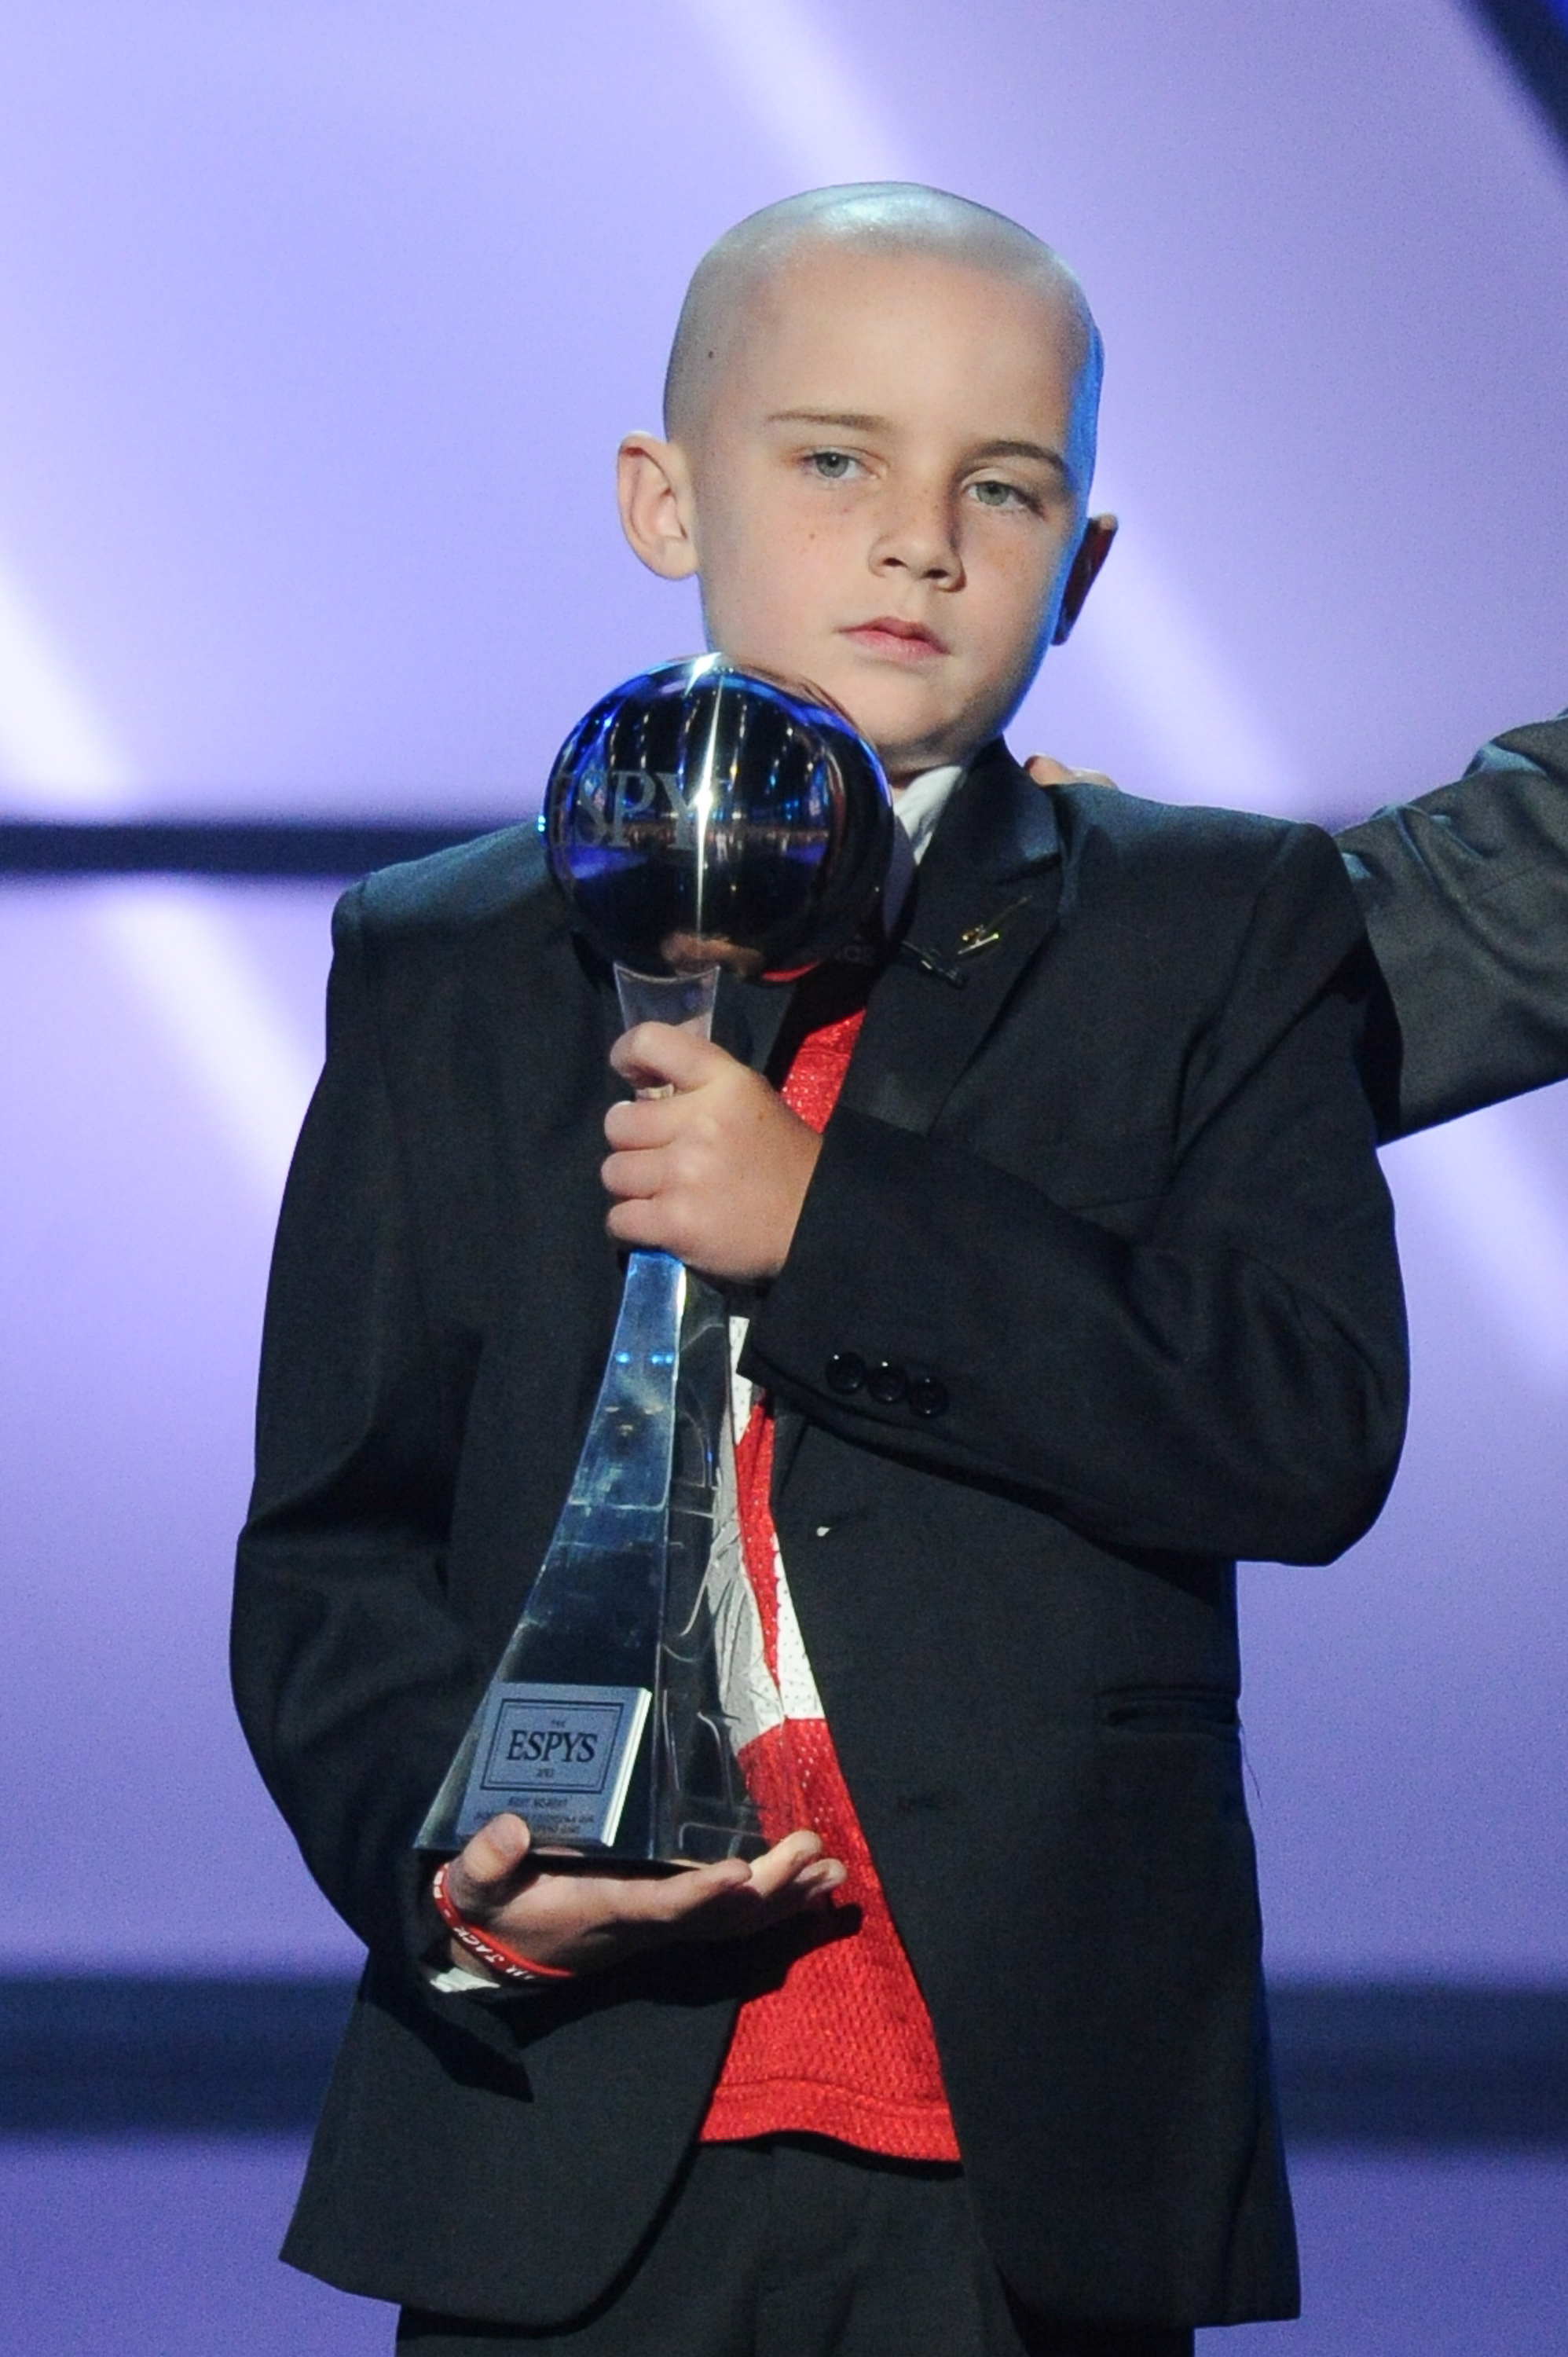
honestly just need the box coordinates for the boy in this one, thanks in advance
[234,186,1407,2354]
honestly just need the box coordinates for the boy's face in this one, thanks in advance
[620,244,1112,783]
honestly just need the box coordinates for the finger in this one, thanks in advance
[562,1839,820,1933]
[610,1024,729,1094]
[549,1857,757,1937]
[604,1205,728,1282]
[680,1856,849,1945]
[485,1846,845,1970]
[668,1832,839,1922]
[603,1098,680,1150]
[601,1146,671,1204]
[738,1829,828,1899]
[1024,754,1077,786]
[447,1812,533,1913]
[485,1852,753,1947]
[605,1199,669,1252]
[1024,754,1119,792]
[749,1857,848,1917]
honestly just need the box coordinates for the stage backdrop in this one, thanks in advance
[2,0,1566,1977]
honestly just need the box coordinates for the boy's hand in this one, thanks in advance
[441,1813,846,1981]
[603,1025,822,1279]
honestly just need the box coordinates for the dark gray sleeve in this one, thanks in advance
[1338,713,1568,1140]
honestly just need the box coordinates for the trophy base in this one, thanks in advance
[416,1248,768,1871]
[452,1681,653,1850]
[434,1673,770,1870]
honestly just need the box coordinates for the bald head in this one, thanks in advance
[664,181,1102,467]
[620,183,1117,778]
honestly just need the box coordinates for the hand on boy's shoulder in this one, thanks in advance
[443,1813,844,1981]
[603,1024,822,1281]
[1025,753,1119,790]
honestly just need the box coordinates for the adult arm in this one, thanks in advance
[1337,711,1568,1139]
[746,825,1408,1567]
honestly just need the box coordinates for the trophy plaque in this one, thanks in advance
[417,655,894,1866]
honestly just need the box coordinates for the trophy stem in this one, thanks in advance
[415,1248,685,1857]
[416,958,763,1866]
[612,962,719,1036]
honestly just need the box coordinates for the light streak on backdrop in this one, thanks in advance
[0,548,319,1206]
[0,553,134,801]
[2,0,1566,1374]
[1064,519,1307,813]
[680,0,1568,1390]
[1384,1107,1568,1384]
[680,0,911,183]
[680,0,1309,824]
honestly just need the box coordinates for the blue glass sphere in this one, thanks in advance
[543,656,896,978]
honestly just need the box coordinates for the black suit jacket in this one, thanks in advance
[233,744,1407,2330]
[1339,712,1568,1137]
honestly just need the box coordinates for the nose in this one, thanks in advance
[869,482,963,588]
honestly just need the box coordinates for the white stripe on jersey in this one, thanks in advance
[702,1318,826,1741]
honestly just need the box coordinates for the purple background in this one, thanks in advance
[2,0,1567,1985]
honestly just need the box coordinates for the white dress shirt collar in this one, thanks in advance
[892,763,966,866]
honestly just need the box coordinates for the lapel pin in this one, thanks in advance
[956,895,1033,959]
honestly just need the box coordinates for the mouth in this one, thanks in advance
[840,615,947,663]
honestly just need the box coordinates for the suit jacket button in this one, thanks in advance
[826,1352,866,1395]
[866,1360,908,1404]
[908,1376,949,1418]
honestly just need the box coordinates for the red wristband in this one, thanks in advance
[431,1861,575,1985]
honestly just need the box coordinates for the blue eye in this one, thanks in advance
[808,450,855,479]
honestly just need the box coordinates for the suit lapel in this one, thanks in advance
[772,749,1063,1497]
[840,742,1064,1137]
[587,742,1062,1138]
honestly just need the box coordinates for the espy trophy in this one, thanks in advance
[417,655,895,1866]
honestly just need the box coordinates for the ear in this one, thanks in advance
[1052,513,1117,645]
[617,431,700,581]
